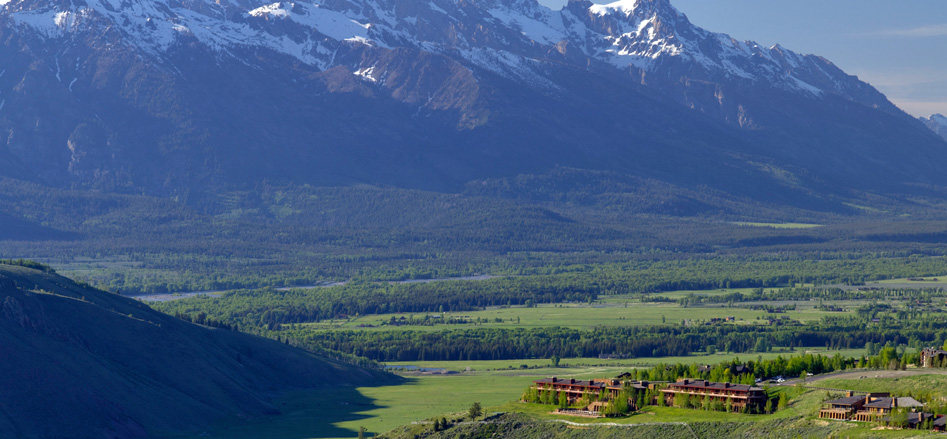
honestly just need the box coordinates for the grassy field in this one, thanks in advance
[817,373,947,400]
[875,275,947,284]
[293,299,837,332]
[730,222,823,229]
[178,374,539,439]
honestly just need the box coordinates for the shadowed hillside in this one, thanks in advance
[0,262,388,438]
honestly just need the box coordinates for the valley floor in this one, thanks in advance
[170,348,905,439]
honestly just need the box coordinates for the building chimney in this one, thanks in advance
[847,391,854,397]
[552,377,557,382]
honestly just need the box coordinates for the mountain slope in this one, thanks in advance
[922,114,947,141]
[0,262,381,438]
[0,0,944,210]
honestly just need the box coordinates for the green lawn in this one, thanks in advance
[174,374,539,439]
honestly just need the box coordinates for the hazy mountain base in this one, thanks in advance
[380,413,895,439]
[9,175,947,295]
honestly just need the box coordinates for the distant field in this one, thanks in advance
[730,222,823,229]
[875,275,947,284]
[294,299,836,332]
[617,287,762,300]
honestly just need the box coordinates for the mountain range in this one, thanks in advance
[0,0,945,211]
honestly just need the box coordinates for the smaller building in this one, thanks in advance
[901,412,937,429]
[852,396,924,422]
[934,415,946,432]
[818,392,868,420]
[921,347,947,368]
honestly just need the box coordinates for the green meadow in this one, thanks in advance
[294,299,837,333]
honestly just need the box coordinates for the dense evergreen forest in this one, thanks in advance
[276,313,947,362]
[6,178,947,295]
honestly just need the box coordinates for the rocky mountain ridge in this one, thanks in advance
[0,0,944,210]
[922,114,947,141]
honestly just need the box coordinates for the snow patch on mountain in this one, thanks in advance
[353,65,377,82]
[921,114,947,141]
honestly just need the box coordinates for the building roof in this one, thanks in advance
[883,412,935,425]
[865,397,925,409]
[666,379,763,393]
[825,394,865,406]
[934,416,946,427]
[533,377,623,390]
[535,378,604,388]
[907,412,934,424]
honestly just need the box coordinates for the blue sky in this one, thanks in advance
[538,0,947,117]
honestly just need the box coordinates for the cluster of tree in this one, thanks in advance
[678,287,947,307]
[172,312,235,331]
[626,354,861,383]
[0,259,56,273]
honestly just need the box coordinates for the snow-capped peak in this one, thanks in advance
[589,0,643,16]
[0,0,859,98]
[922,114,947,141]
[588,0,679,19]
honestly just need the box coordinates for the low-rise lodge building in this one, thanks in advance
[532,377,623,406]
[531,377,657,414]
[921,347,947,368]
[934,415,946,432]
[661,379,766,412]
